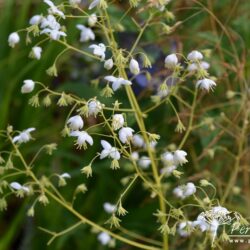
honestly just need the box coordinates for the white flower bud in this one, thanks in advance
[67,115,84,131]
[88,13,97,27]
[112,114,124,130]
[97,232,111,245]
[138,156,151,169]
[29,15,43,25]
[164,54,178,68]
[104,58,114,70]
[187,50,203,61]
[8,32,20,48]
[129,58,140,75]
[31,46,42,60]
[21,80,35,93]
[118,127,134,144]
[69,0,81,5]
[103,202,117,214]
[132,134,145,148]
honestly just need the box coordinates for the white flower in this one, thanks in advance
[173,182,196,199]
[67,115,84,131]
[29,15,43,25]
[89,0,100,10]
[10,182,30,193]
[76,24,95,42]
[129,58,140,75]
[12,128,35,144]
[173,150,188,166]
[161,151,174,165]
[187,50,203,61]
[44,0,65,19]
[88,100,103,116]
[100,140,120,160]
[89,43,106,61]
[21,80,35,94]
[97,232,111,245]
[138,156,151,169]
[119,127,134,144]
[8,32,20,48]
[103,202,117,214]
[88,13,97,27]
[31,46,42,60]
[187,61,210,72]
[165,54,178,68]
[69,0,81,5]
[196,78,216,91]
[60,173,71,178]
[70,131,93,149]
[160,165,176,175]
[104,58,114,70]
[40,28,66,40]
[112,114,124,130]
[132,134,145,148]
[104,76,132,91]
[131,152,139,161]
[178,221,193,237]
[184,182,196,196]
[40,15,60,30]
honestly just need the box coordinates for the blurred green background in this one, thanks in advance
[0,0,249,249]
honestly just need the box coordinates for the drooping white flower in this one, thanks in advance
[88,100,103,116]
[103,202,117,214]
[187,50,203,61]
[138,156,151,169]
[119,127,134,144]
[88,13,97,27]
[12,128,36,144]
[76,24,95,42]
[89,0,100,10]
[67,115,84,131]
[129,58,140,75]
[173,182,196,199]
[21,80,35,94]
[60,173,71,179]
[161,151,174,165]
[40,28,66,40]
[43,0,65,19]
[100,140,120,160]
[31,46,42,60]
[29,15,43,25]
[104,58,114,70]
[165,54,178,68]
[97,232,111,245]
[70,131,93,149]
[89,43,106,61]
[10,182,30,193]
[69,0,81,5]
[8,32,20,48]
[132,134,145,148]
[173,150,188,166]
[104,76,132,91]
[196,78,216,91]
[178,221,193,237]
[112,114,124,131]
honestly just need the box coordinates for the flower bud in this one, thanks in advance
[165,54,178,69]
[129,58,140,75]
[8,32,20,48]
[21,80,35,94]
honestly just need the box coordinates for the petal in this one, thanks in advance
[112,81,121,91]
[104,75,117,82]
[101,140,112,150]
[100,149,110,159]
